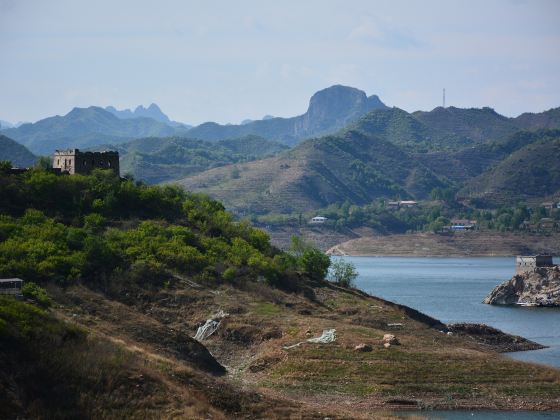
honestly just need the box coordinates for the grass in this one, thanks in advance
[251,301,282,316]
[265,341,560,403]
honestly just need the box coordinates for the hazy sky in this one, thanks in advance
[1,0,559,125]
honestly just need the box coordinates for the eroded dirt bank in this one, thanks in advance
[327,232,560,257]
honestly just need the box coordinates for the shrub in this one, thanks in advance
[22,281,52,308]
[299,248,330,280]
[328,259,358,288]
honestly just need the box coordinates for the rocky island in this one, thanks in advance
[484,256,560,306]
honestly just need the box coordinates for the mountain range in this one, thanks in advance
[1,106,185,155]
[2,84,559,211]
[105,103,191,128]
[173,120,560,213]
[186,85,388,145]
[0,85,388,155]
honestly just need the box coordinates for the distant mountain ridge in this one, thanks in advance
[105,103,191,128]
[1,106,186,155]
[185,85,389,145]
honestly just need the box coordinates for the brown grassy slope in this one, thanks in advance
[328,231,560,257]
[40,277,560,416]
[173,130,448,215]
[0,294,331,419]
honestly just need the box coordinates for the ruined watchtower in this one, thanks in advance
[53,149,119,176]
[516,255,554,275]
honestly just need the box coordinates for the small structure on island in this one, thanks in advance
[516,255,555,275]
[53,149,120,176]
[310,216,327,224]
[0,278,23,296]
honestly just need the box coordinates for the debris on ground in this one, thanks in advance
[194,310,228,341]
[283,328,337,350]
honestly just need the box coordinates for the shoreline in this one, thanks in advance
[326,232,560,258]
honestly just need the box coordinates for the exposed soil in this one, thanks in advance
[327,231,560,257]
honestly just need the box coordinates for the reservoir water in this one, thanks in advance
[345,257,560,369]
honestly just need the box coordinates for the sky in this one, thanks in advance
[0,0,559,125]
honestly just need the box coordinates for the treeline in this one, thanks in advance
[0,167,331,291]
[255,195,559,234]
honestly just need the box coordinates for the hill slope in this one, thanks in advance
[2,169,560,417]
[185,85,388,145]
[514,107,560,131]
[417,129,560,184]
[1,107,183,155]
[413,106,519,144]
[107,134,289,183]
[174,130,450,214]
[0,135,37,167]
[460,133,560,205]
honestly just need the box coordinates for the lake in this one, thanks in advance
[345,256,560,369]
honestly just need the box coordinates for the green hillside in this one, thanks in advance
[0,135,37,167]
[413,106,519,144]
[460,133,560,205]
[417,129,560,183]
[514,107,560,130]
[94,135,288,184]
[174,130,450,214]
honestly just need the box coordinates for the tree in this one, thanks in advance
[328,258,358,288]
[300,248,330,280]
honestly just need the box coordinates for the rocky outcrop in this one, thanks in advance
[484,266,560,307]
[447,323,545,353]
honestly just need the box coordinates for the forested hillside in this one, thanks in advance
[0,135,36,167]
[175,130,450,214]
[92,134,288,183]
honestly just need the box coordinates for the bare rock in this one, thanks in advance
[354,343,373,352]
[383,334,400,345]
[484,266,560,307]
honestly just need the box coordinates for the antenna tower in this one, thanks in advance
[443,88,446,108]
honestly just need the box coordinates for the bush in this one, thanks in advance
[328,259,358,288]
[299,248,330,280]
[22,282,52,308]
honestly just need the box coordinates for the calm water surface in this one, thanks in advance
[345,257,560,369]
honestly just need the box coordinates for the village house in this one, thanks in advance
[310,216,327,224]
[53,149,120,176]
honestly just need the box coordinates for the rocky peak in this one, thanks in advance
[297,85,387,135]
